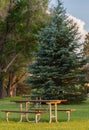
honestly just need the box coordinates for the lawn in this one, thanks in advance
[0,97,89,130]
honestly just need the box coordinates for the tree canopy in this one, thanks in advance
[0,0,49,98]
[26,0,88,103]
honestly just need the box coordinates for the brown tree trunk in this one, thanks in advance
[0,73,4,98]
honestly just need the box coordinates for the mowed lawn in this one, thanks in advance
[0,97,89,130]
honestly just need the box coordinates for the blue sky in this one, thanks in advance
[51,0,89,32]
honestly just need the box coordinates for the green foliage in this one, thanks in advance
[0,0,49,62]
[16,83,30,95]
[0,0,49,98]
[26,0,88,103]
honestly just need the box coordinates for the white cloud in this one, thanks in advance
[67,14,87,42]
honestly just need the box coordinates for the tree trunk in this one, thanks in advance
[6,86,10,97]
[0,73,4,98]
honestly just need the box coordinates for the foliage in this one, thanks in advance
[0,0,49,98]
[16,83,30,95]
[25,0,88,103]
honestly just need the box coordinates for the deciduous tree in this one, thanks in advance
[0,0,49,98]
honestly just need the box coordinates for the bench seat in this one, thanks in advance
[51,109,76,121]
[30,108,48,111]
[1,110,46,123]
[57,109,76,121]
[30,108,76,121]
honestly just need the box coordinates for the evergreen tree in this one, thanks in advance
[26,0,88,103]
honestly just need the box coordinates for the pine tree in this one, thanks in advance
[26,0,88,103]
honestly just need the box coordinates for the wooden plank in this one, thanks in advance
[1,110,46,114]
[1,109,46,123]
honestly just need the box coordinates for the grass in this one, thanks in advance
[0,97,89,130]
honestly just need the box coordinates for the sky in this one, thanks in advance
[50,0,89,40]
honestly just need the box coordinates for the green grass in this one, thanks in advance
[0,97,89,130]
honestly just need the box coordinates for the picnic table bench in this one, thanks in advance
[1,108,75,122]
[29,108,76,121]
[1,110,46,123]
[54,109,76,121]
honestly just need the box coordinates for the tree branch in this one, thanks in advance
[2,51,22,73]
[11,72,26,87]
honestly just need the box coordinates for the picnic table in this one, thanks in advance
[22,95,42,107]
[22,95,42,100]
[8,99,66,123]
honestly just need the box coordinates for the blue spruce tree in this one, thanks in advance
[26,0,88,103]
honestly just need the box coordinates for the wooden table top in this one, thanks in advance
[11,99,67,104]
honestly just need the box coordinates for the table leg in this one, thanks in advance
[19,103,23,122]
[6,112,9,122]
[35,113,41,123]
[48,103,58,123]
[20,103,23,111]
[66,111,70,121]
[25,102,30,122]
[36,97,39,107]
[49,104,52,123]
[19,103,30,122]
[54,103,57,122]
[19,113,23,122]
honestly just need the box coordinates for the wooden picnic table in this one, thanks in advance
[10,99,67,123]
